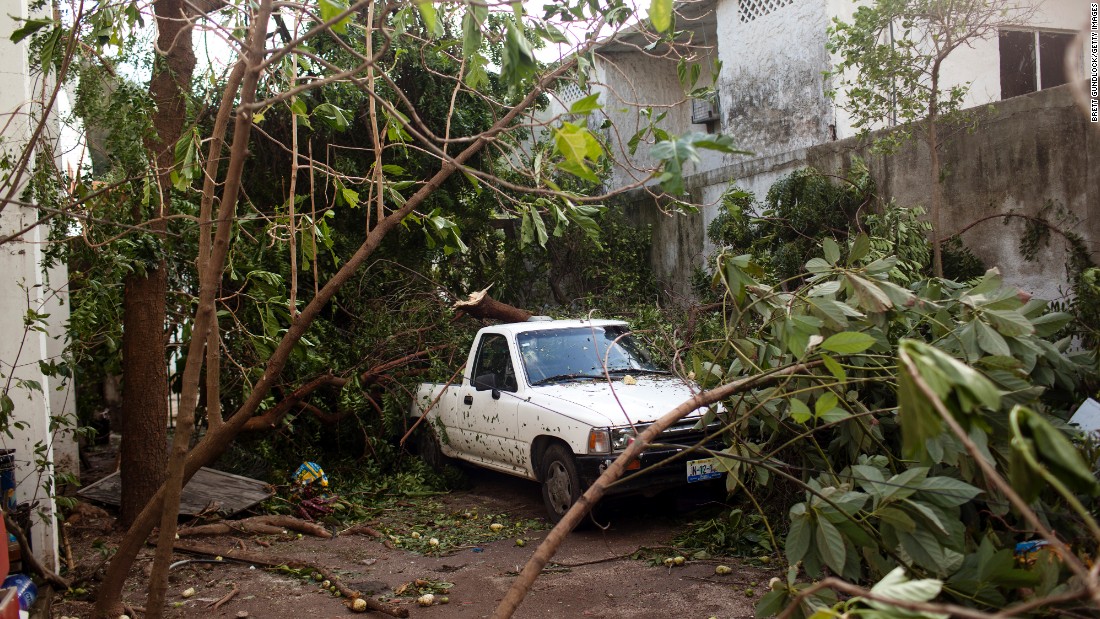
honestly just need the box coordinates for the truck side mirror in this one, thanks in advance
[473,373,501,399]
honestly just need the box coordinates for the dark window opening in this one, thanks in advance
[1000,29,1077,100]
[1039,32,1074,90]
[1000,30,1036,99]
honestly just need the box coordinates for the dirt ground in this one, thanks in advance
[56,451,775,619]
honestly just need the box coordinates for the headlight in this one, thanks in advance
[587,428,610,454]
[611,427,635,451]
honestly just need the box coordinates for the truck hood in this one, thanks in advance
[532,375,705,427]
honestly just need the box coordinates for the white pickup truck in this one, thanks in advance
[410,318,723,522]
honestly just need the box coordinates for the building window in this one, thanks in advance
[999,29,1076,100]
[738,0,794,23]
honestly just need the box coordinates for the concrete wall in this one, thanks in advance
[630,84,1096,304]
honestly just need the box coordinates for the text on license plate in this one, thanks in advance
[687,457,723,483]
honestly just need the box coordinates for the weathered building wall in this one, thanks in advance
[715,0,835,157]
[596,42,727,192]
[631,84,1095,304]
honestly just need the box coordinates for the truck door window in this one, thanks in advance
[472,334,518,392]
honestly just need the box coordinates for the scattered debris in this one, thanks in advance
[173,540,408,618]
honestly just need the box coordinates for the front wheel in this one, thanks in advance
[539,444,582,523]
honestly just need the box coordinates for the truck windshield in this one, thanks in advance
[517,326,664,385]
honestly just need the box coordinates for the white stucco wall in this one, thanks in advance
[0,0,65,570]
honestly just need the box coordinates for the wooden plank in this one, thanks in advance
[77,467,273,516]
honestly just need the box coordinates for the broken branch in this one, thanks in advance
[453,287,532,323]
[178,515,332,539]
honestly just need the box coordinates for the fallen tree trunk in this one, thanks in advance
[177,515,332,538]
[453,287,532,323]
[173,540,409,617]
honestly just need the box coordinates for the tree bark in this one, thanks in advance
[118,0,197,528]
[118,268,168,528]
[453,287,533,323]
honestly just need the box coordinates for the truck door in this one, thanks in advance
[459,333,523,469]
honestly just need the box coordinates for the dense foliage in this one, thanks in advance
[691,212,1099,616]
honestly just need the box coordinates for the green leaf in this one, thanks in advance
[312,103,350,131]
[983,309,1034,337]
[820,331,875,355]
[649,0,672,32]
[822,238,840,265]
[789,398,811,424]
[502,20,537,94]
[916,476,983,508]
[821,354,847,383]
[10,18,54,43]
[848,233,870,263]
[867,567,946,618]
[785,505,812,564]
[815,392,839,419]
[461,2,488,57]
[318,0,351,34]
[846,273,892,313]
[1011,406,1100,497]
[879,467,927,503]
[569,93,602,114]
[974,319,1010,357]
[1029,311,1072,337]
[417,2,442,37]
[876,507,916,533]
[815,517,846,574]
[340,187,360,208]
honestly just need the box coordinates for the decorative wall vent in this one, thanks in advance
[691,93,721,124]
[738,0,794,22]
[556,82,586,104]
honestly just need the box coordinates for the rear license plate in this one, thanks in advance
[687,457,723,482]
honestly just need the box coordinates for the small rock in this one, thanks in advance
[236,612,250,619]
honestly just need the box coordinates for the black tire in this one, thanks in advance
[539,443,582,523]
[416,425,451,471]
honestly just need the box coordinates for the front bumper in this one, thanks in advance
[575,438,725,496]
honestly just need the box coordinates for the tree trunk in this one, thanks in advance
[118,267,168,528]
[454,287,533,323]
[117,0,197,528]
[927,65,943,279]
[928,118,943,278]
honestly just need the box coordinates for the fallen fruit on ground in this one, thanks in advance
[417,593,435,606]
[715,565,732,575]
